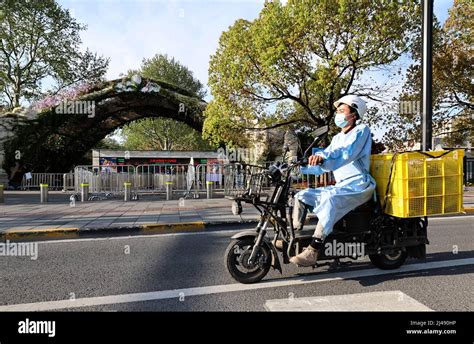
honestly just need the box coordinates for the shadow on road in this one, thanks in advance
[284,250,474,286]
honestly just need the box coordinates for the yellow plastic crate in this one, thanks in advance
[370,150,464,218]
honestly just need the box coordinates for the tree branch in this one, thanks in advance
[241,88,287,102]
[452,91,474,110]
[241,119,300,130]
[343,63,357,95]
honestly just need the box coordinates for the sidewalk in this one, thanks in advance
[0,190,473,240]
[0,192,262,239]
[463,189,474,207]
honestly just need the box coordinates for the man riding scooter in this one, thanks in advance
[287,95,377,267]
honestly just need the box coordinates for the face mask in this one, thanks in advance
[334,113,349,128]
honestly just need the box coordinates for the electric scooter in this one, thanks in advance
[225,126,428,284]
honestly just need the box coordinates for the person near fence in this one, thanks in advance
[288,95,377,267]
[7,162,26,190]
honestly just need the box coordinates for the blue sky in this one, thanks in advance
[59,0,454,93]
[57,0,455,140]
[58,0,268,93]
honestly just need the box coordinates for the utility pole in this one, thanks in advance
[421,0,434,151]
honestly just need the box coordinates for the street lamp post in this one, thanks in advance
[422,0,434,151]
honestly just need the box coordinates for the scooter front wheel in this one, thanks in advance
[225,238,271,284]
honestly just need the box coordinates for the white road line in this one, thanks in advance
[429,215,474,221]
[264,291,433,312]
[0,258,472,311]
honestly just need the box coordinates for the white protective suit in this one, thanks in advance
[298,123,376,239]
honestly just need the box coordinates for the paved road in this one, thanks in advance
[0,215,472,311]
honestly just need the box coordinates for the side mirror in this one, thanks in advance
[312,125,329,137]
[302,125,329,159]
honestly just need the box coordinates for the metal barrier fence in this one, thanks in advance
[464,157,473,184]
[21,173,67,190]
[135,164,191,195]
[20,155,471,197]
[62,173,75,191]
[196,164,226,193]
[134,163,230,197]
[74,165,136,194]
[20,162,336,197]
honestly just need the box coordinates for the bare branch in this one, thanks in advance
[242,119,300,130]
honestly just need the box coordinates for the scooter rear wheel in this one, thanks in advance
[369,249,407,270]
[225,238,271,284]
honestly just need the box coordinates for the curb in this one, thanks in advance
[2,227,80,241]
[1,209,473,241]
[0,220,261,241]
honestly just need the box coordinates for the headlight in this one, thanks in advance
[267,165,282,183]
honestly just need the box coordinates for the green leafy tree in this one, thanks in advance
[122,117,212,151]
[0,0,109,108]
[121,53,216,151]
[370,0,473,150]
[140,54,206,99]
[204,0,419,146]
[432,0,473,147]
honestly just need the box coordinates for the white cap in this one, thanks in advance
[334,95,367,119]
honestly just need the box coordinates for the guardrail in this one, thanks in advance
[19,162,335,197]
[135,164,192,195]
[464,157,473,185]
[21,173,67,190]
[74,165,136,194]
[62,173,75,191]
[196,163,226,193]
[18,154,471,198]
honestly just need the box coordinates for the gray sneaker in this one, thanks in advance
[289,246,320,267]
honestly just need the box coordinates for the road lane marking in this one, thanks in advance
[429,215,474,221]
[0,258,472,311]
[264,291,433,311]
